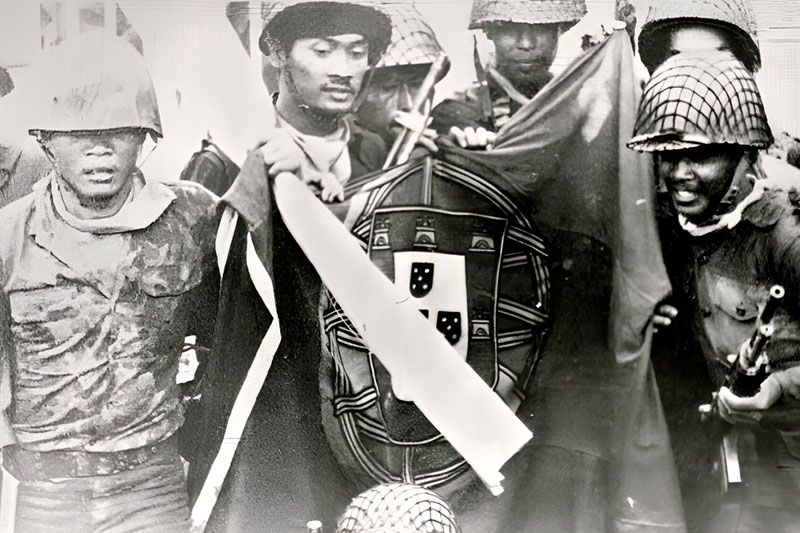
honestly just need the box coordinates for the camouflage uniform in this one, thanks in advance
[0,34,220,533]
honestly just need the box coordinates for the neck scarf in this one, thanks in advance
[276,114,352,186]
[48,169,176,234]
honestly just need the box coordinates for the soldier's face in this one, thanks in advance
[486,22,559,81]
[43,129,144,204]
[357,64,429,144]
[284,34,369,115]
[657,145,742,222]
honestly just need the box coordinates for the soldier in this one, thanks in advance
[336,483,461,533]
[637,0,760,74]
[430,0,587,146]
[185,1,392,530]
[0,33,219,532]
[354,4,448,151]
[629,51,800,532]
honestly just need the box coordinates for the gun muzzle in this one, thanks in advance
[759,285,785,326]
[750,324,774,358]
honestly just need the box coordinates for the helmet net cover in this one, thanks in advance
[638,0,760,72]
[27,32,161,137]
[336,483,461,533]
[377,4,446,69]
[469,0,587,30]
[628,51,772,152]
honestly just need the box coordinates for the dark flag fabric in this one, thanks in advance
[427,28,685,531]
[188,28,686,533]
[450,28,671,358]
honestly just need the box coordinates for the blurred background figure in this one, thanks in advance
[336,484,461,533]
[615,0,637,52]
[0,1,147,211]
[637,0,760,74]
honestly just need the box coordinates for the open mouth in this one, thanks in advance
[83,168,116,182]
[673,190,699,203]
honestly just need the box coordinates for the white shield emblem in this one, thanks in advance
[391,251,468,400]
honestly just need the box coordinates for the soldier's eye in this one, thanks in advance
[349,45,367,58]
[313,44,333,55]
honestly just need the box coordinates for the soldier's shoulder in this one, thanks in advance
[164,180,219,211]
[742,187,794,228]
[350,122,386,153]
[162,180,222,235]
[349,122,387,172]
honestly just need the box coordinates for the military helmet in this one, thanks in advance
[638,0,761,73]
[468,0,587,31]
[27,32,161,138]
[337,483,461,533]
[259,1,392,66]
[376,4,448,74]
[628,51,772,152]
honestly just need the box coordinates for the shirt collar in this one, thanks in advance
[28,170,176,238]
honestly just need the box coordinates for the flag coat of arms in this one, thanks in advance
[187,28,685,533]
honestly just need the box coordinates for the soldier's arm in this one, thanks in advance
[718,209,800,417]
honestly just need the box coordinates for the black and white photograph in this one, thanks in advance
[0,0,799,531]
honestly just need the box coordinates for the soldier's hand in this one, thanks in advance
[717,367,800,426]
[319,174,344,203]
[302,169,344,203]
[258,129,305,177]
[392,110,438,153]
[653,303,678,332]
[449,126,496,150]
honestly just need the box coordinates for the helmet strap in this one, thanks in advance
[712,151,757,218]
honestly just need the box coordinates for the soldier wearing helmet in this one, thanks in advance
[256,0,391,203]
[336,483,461,533]
[0,33,220,532]
[638,0,761,74]
[630,51,800,531]
[431,0,587,147]
[184,2,393,531]
[354,4,449,150]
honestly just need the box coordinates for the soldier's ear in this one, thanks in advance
[266,41,288,68]
[269,52,286,68]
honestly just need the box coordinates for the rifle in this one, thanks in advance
[698,285,785,492]
[698,284,784,421]
[727,284,784,397]
[383,53,450,169]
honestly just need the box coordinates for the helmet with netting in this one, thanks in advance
[628,51,772,153]
[377,4,447,76]
[336,483,461,533]
[27,32,161,138]
[638,0,760,73]
[469,0,587,30]
[259,1,392,66]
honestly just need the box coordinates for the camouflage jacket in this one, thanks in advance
[0,176,219,452]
